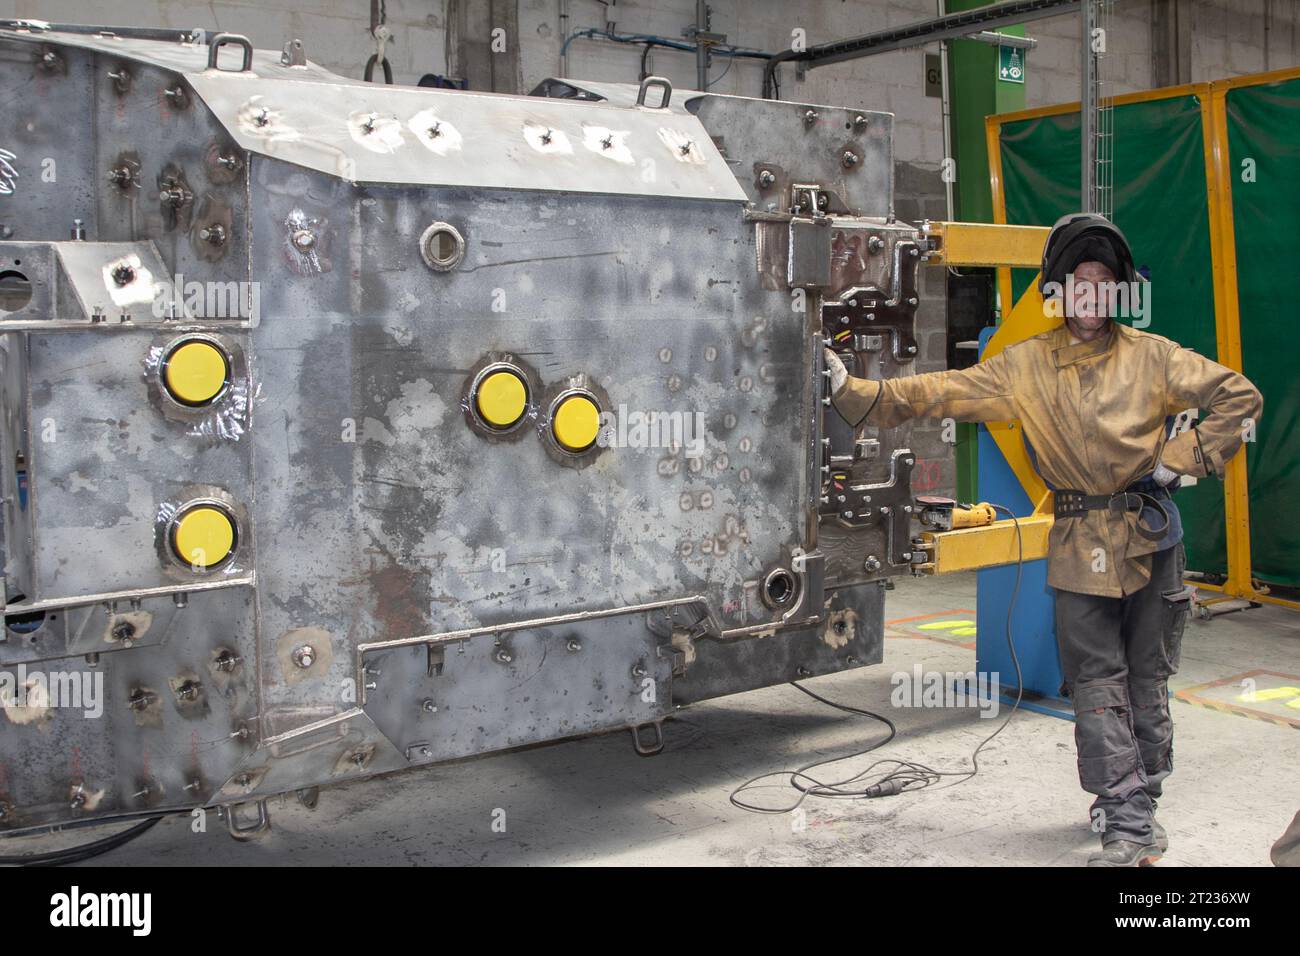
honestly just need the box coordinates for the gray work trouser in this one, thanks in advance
[1054,544,1192,845]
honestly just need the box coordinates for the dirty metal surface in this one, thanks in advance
[0,26,922,836]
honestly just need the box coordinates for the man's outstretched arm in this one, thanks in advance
[825,348,1018,429]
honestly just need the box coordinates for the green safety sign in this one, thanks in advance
[998,45,1025,84]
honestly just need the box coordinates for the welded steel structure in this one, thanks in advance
[0,23,922,834]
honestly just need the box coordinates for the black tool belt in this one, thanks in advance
[1053,487,1171,542]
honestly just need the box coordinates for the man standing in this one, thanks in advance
[824,214,1262,866]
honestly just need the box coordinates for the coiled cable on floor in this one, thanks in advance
[730,504,1025,813]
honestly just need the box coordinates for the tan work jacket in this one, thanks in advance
[831,322,1263,597]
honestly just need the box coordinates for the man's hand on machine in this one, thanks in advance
[824,348,849,394]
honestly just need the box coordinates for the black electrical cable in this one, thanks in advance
[730,505,1026,813]
[706,54,734,89]
[0,815,163,867]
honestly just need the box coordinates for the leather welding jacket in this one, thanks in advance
[831,322,1263,598]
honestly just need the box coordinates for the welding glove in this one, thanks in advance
[824,348,849,394]
[1152,462,1179,486]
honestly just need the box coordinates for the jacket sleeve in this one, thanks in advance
[1161,345,1263,478]
[830,348,1018,429]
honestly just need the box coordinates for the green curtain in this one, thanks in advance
[996,95,1227,577]
[1226,77,1300,588]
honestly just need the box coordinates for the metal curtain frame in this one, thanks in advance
[984,67,1300,612]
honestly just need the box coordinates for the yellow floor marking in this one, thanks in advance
[915,619,976,631]
[1237,686,1300,703]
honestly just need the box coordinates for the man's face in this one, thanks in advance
[1069,260,1118,334]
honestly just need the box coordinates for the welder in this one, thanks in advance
[824,213,1263,866]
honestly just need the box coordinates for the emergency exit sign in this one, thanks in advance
[998,44,1025,83]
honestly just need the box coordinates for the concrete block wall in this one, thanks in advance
[1024,6,1155,105]
[1190,0,1300,77]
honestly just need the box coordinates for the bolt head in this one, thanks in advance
[292,645,315,668]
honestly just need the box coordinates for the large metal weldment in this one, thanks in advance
[0,25,922,833]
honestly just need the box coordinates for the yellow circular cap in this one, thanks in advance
[164,340,229,406]
[173,506,235,569]
[476,370,527,428]
[552,394,600,452]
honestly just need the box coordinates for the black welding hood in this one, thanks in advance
[1037,213,1138,294]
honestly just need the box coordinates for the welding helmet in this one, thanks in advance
[1037,213,1138,294]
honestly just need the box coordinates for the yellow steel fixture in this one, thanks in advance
[475,369,528,429]
[920,221,1050,269]
[552,393,601,452]
[172,504,237,570]
[163,339,231,406]
[912,513,1053,574]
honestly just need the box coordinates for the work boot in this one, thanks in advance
[1088,840,1162,867]
[1152,819,1169,852]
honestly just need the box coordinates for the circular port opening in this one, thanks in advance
[162,339,231,407]
[0,270,32,313]
[4,593,45,635]
[170,503,238,571]
[419,222,465,272]
[763,568,798,609]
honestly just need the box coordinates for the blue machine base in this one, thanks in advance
[949,679,1076,722]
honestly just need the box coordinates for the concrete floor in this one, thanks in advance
[11,571,1298,866]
